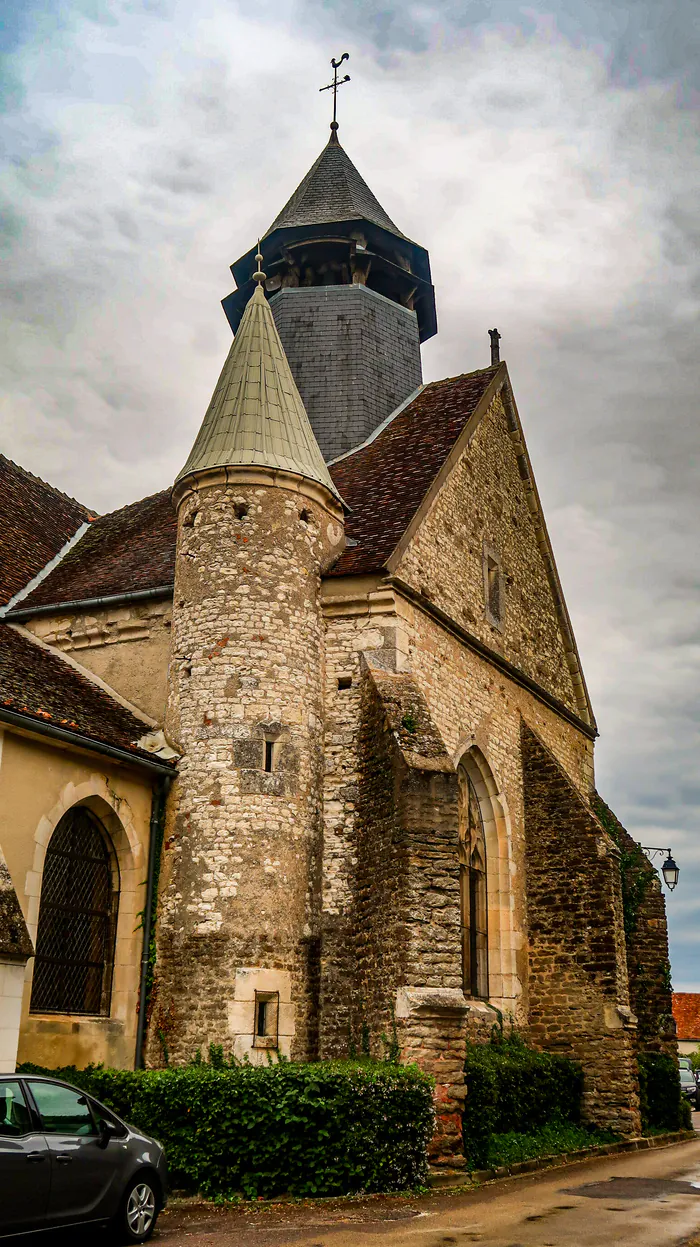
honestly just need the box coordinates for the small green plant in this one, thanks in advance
[487,1120,617,1167]
[400,712,418,734]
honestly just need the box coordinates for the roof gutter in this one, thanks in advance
[5,585,174,623]
[0,706,177,775]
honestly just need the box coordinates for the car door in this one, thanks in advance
[0,1079,50,1233]
[25,1080,120,1225]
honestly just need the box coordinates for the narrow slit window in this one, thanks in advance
[483,542,504,628]
[487,557,500,620]
[253,991,279,1049]
[264,740,274,772]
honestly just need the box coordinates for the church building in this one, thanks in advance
[0,118,675,1166]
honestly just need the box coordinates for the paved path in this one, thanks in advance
[152,1138,700,1247]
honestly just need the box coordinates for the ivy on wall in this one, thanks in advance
[592,793,654,937]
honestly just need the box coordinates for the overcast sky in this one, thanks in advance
[2,0,699,988]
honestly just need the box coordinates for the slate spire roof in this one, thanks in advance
[264,127,406,241]
[177,266,341,502]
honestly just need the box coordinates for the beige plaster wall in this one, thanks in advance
[0,729,154,1070]
[24,598,172,723]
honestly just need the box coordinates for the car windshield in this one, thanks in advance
[680,1069,695,1084]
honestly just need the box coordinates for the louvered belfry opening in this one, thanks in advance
[30,806,119,1016]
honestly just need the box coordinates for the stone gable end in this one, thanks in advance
[393,390,579,714]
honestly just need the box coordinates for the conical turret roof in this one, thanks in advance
[265,128,406,241]
[176,280,341,502]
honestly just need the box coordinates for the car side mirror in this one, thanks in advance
[99,1118,120,1146]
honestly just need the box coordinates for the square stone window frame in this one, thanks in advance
[252,990,280,1050]
[482,540,505,632]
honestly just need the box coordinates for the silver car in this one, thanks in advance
[0,1074,167,1241]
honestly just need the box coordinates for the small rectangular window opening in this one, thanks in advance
[487,557,500,621]
[264,740,275,772]
[253,991,280,1049]
[337,676,353,690]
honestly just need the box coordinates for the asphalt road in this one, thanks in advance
[149,1138,700,1247]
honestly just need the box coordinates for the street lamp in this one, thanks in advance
[640,846,680,892]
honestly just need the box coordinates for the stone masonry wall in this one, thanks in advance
[147,481,343,1065]
[353,662,483,1168]
[394,391,580,715]
[319,584,595,1058]
[270,285,422,462]
[594,795,676,1056]
[522,723,641,1136]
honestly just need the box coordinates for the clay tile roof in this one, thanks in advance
[673,993,700,1041]
[0,625,165,763]
[20,490,176,611]
[328,366,500,576]
[265,132,407,240]
[0,455,92,607]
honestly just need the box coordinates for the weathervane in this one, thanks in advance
[320,53,350,133]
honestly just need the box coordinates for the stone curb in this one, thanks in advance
[428,1129,698,1189]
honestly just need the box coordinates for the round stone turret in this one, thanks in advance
[149,279,344,1064]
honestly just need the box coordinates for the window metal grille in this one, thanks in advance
[30,807,119,1016]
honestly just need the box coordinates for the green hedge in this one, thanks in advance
[17,1060,434,1198]
[638,1052,688,1132]
[463,1037,584,1167]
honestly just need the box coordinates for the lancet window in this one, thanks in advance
[459,771,489,999]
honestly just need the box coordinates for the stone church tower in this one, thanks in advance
[152,256,345,1062]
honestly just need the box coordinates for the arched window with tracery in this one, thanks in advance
[459,770,489,999]
[30,806,119,1016]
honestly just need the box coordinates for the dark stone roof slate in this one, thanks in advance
[0,845,33,960]
[0,456,92,608]
[329,366,500,576]
[21,490,176,610]
[0,624,162,763]
[265,132,406,240]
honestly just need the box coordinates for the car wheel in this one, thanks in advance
[114,1172,160,1244]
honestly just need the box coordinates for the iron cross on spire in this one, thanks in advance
[320,53,350,133]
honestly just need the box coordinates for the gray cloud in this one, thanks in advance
[1,0,699,984]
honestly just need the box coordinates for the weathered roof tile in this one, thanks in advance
[329,366,499,576]
[0,456,92,607]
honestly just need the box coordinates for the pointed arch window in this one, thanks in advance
[30,807,119,1016]
[459,772,489,999]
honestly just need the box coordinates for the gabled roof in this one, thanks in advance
[329,367,500,576]
[0,455,92,607]
[673,994,700,1041]
[18,490,176,612]
[265,129,406,241]
[0,624,170,766]
[177,281,341,502]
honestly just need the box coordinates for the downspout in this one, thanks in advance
[135,773,172,1069]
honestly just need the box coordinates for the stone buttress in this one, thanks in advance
[147,261,344,1064]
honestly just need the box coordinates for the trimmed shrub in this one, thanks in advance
[17,1060,434,1198]
[638,1052,686,1132]
[463,1037,584,1168]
